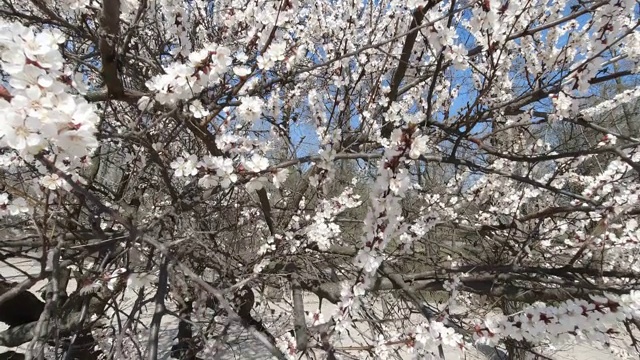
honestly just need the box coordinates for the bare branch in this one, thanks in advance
[146,256,168,360]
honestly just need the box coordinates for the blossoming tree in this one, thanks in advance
[1,0,640,359]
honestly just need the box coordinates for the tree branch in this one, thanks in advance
[98,0,124,97]
[146,256,168,360]
[291,273,308,352]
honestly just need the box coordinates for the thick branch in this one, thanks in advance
[381,3,435,138]
[0,293,110,348]
[291,274,308,352]
[84,89,149,103]
[26,246,61,360]
[305,274,638,305]
[98,0,124,97]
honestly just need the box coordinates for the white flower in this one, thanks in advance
[21,29,56,60]
[189,100,209,118]
[389,169,411,195]
[212,46,231,73]
[1,112,42,150]
[246,177,268,191]
[198,174,219,188]
[17,28,64,70]
[307,310,326,326]
[253,258,270,274]
[440,326,463,347]
[41,173,64,190]
[355,249,382,274]
[218,171,237,188]
[217,157,235,174]
[276,332,297,359]
[257,42,287,70]
[127,272,154,289]
[9,64,53,90]
[188,48,210,65]
[267,42,287,61]
[409,135,429,159]
[171,155,198,177]
[137,96,153,111]
[237,96,264,122]
[233,66,251,77]
[553,92,579,119]
[57,125,99,156]
[197,156,237,188]
[244,153,269,172]
[257,54,275,70]
[198,155,218,170]
[272,169,289,188]
[8,197,29,215]
[1,50,26,74]
[0,193,8,203]
[71,101,100,126]
[415,324,435,347]
[72,72,89,95]
[220,172,238,189]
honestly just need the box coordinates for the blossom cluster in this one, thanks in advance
[170,154,238,189]
[356,125,434,277]
[143,45,232,107]
[475,292,640,348]
[305,187,362,250]
[0,19,101,223]
[0,20,99,159]
[0,193,29,216]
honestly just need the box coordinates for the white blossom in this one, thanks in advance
[171,155,199,177]
[237,96,264,123]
